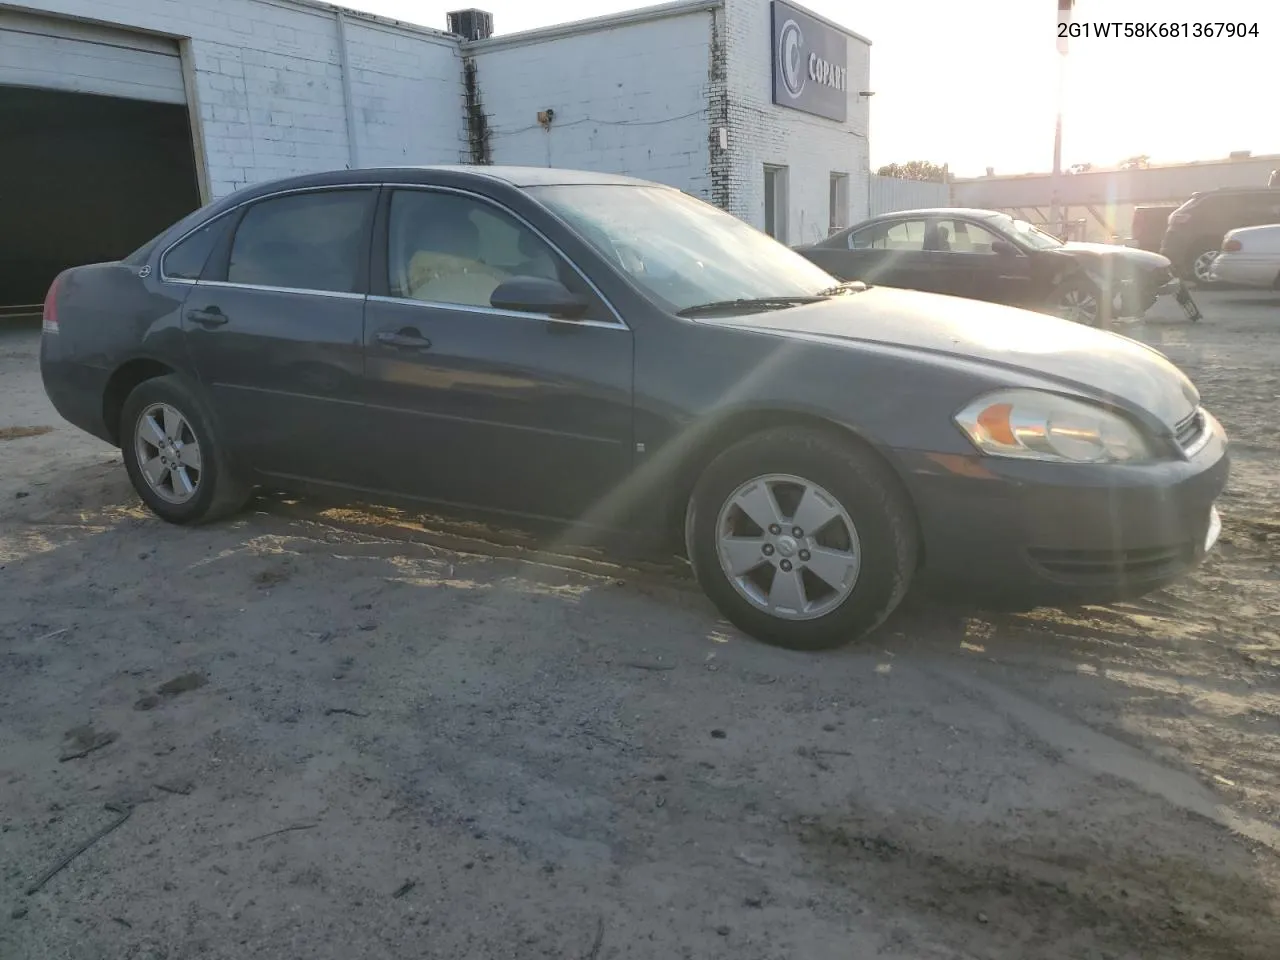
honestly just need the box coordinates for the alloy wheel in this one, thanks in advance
[133,402,203,504]
[1057,287,1100,325]
[1192,249,1218,284]
[714,473,861,621]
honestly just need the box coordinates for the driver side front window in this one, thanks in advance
[387,190,573,309]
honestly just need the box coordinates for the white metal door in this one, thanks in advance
[0,9,185,104]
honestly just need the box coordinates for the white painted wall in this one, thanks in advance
[869,175,949,217]
[8,0,463,198]
[719,0,871,244]
[468,5,714,199]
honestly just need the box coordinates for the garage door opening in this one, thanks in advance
[0,10,201,317]
[0,85,201,314]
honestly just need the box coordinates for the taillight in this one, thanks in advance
[1223,239,1242,253]
[42,273,62,335]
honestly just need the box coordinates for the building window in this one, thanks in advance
[763,164,789,242]
[829,173,850,235]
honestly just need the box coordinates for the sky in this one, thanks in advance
[342,0,1279,177]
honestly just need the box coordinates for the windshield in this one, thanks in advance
[527,184,840,313]
[987,213,1065,251]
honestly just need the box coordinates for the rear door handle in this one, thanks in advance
[376,330,432,350]
[187,307,228,327]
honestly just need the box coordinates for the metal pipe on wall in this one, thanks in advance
[335,10,361,168]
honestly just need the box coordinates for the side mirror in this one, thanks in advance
[489,276,590,320]
[991,239,1017,256]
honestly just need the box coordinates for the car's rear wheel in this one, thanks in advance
[120,374,250,524]
[1189,245,1219,286]
[1050,279,1102,326]
[685,428,918,651]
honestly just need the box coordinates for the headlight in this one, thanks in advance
[954,389,1156,464]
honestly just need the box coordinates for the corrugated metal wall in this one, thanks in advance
[868,175,950,217]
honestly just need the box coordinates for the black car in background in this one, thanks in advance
[795,207,1177,326]
[1160,187,1280,284]
[40,168,1228,651]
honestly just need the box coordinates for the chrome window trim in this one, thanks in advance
[156,183,382,286]
[366,294,625,331]
[196,279,367,301]
[381,182,630,330]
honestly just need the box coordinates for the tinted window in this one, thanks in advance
[387,190,567,308]
[228,190,371,293]
[849,220,926,251]
[162,215,232,280]
[931,219,1003,254]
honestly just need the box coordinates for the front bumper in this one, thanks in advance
[898,414,1230,606]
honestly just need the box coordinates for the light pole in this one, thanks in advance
[1050,0,1074,238]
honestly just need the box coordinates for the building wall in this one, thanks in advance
[718,0,871,243]
[953,155,1280,211]
[869,175,949,218]
[12,0,463,198]
[467,4,715,199]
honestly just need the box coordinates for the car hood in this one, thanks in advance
[713,287,1200,427]
[1055,241,1172,271]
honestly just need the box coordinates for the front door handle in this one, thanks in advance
[187,307,228,327]
[376,329,432,350]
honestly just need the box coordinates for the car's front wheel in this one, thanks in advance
[1050,279,1102,326]
[120,374,250,525]
[685,428,918,651]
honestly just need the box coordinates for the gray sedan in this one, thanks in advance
[40,166,1228,650]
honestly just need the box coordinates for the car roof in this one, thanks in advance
[234,165,663,195]
[855,207,1005,223]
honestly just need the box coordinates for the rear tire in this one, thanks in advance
[685,428,918,651]
[1188,244,1219,287]
[119,374,251,525]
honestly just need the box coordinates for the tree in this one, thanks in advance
[1067,162,1093,174]
[1119,154,1151,170]
[876,160,948,183]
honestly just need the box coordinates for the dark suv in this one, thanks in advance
[1161,187,1280,284]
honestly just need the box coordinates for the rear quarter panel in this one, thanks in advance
[40,261,195,441]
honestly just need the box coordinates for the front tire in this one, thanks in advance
[120,374,250,525]
[686,428,918,651]
[1049,278,1103,326]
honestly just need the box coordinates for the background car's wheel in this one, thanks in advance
[1189,245,1219,286]
[685,427,918,651]
[1050,280,1102,326]
[120,374,250,525]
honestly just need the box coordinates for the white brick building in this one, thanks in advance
[0,0,871,308]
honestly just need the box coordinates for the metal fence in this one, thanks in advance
[868,175,950,217]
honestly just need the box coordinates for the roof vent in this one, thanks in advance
[448,9,493,41]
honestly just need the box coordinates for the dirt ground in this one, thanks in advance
[2,290,1278,960]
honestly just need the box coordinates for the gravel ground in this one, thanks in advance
[1,290,1278,959]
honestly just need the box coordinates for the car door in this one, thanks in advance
[930,217,1034,306]
[1237,191,1280,230]
[360,185,634,522]
[182,185,377,485]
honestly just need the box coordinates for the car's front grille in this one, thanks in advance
[1175,409,1206,454]
[1028,543,1195,582]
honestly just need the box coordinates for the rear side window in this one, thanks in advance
[849,220,926,251]
[161,215,233,281]
[227,190,373,294]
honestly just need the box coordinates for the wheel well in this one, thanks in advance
[102,359,174,446]
[662,410,922,553]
